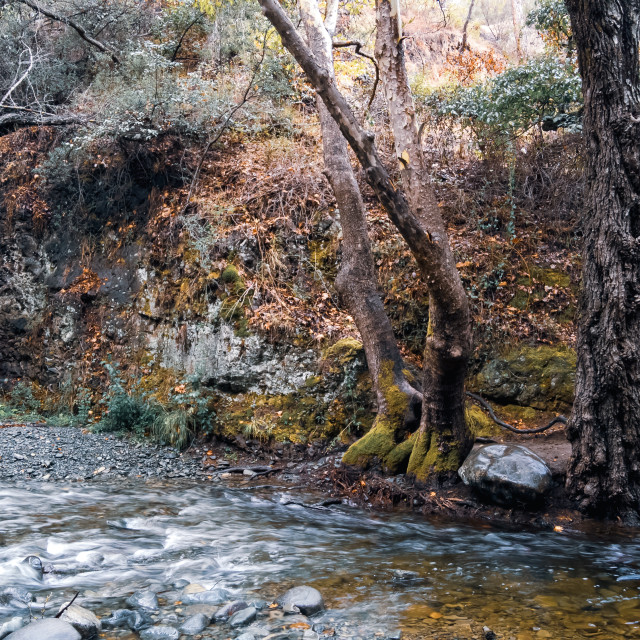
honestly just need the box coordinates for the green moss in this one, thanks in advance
[221,264,240,284]
[465,404,502,437]
[385,432,417,474]
[342,361,410,470]
[474,344,576,411]
[323,338,364,368]
[304,375,322,388]
[406,429,462,481]
[509,267,572,310]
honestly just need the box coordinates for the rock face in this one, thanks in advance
[5,618,81,640]
[458,444,553,504]
[474,346,575,412]
[276,586,324,616]
[58,603,102,639]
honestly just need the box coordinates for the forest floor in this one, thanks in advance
[0,419,627,536]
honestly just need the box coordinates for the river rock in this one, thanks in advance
[276,587,324,616]
[458,444,552,503]
[58,603,102,639]
[0,617,24,639]
[20,556,44,580]
[101,609,153,631]
[5,618,81,640]
[229,606,257,627]
[139,625,180,640]
[126,589,159,610]
[0,587,33,607]
[179,613,209,635]
[214,600,250,621]
[182,587,230,605]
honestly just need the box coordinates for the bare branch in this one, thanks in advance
[332,40,379,113]
[16,0,120,64]
[1,42,34,105]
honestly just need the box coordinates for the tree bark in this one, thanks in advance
[460,0,475,51]
[299,0,422,472]
[257,0,473,481]
[374,0,473,480]
[564,0,640,522]
[510,0,523,62]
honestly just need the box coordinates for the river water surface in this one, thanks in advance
[0,480,639,639]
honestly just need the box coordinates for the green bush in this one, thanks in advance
[421,58,582,156]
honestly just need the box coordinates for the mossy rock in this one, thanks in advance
[509,267,572,310]
[465,404,502,438]
[473,345,575,412]
[323,338,364,368]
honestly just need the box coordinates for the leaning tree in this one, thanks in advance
[564,0,640,522]
[258,0,474,480]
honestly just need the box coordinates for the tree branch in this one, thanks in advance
[332,40,379,113]
[16,0,120,64]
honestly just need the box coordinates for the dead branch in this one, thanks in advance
[16,0,120,64]
[332,40,379,114]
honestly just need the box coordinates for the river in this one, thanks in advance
[0,479,639,639]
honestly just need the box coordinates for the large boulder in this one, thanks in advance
[276,586,324,616]
[458,444,552,504]
[474,346,575,411]
[5,618,81,640]
[58,603,101,639]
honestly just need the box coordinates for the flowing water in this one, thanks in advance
[0,479,639,639]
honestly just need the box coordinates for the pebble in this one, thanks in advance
[229,606,257,627]
[179,613,209,635]
[126,590,159,611]
[139,626,180,640]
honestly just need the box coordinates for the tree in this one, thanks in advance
[258,0,473,480]
[564,0,640,522]
[299,0,423,466]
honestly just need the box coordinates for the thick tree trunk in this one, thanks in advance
[300,0,421,473]
[257,0,473,481]
[375,0,473,480]
[565,0,640,522]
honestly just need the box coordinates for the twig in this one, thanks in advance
[466,391,568,434]
[55,592,79,618]
[1,43,34,105]
[332,40,379,114]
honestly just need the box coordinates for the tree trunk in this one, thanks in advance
[374,0,473,481]
[300,0,422,473]
[460,0,475,51]
[564,0,640,522]
[257,0,473,481]
[510,0,523,62]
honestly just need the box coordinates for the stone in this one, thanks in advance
[58,604,102,639]
[139,626,180,640]
[214,600,250,621]
[235,633,257,640]
[101,609,152,631]
[179,613,209,635]
[0,618,24,640]
[229,606,257,627]
[458,444,552,504]
[276,587,324,616]
[0,587,33,607]
[126,590,159,610]
[20,555,44,579]
[182,588,230,605]
[5,618,81,640]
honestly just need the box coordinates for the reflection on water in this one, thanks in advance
[0,480,639,639]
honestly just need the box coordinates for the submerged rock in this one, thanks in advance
[179,613,209,635]
[229,606,257,627]
[276,586,324,616]
[0,618,24,639]
[58,603,101,639]
[458,444,552,504]
[182,587,230,605]
[5,618,81,640]
[126,590,159,611]
[214,600,250,621]
[139,626,179,640]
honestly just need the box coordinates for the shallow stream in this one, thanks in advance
[0,480,639,639]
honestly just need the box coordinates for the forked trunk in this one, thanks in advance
[375,0,473,480]
[565,0,640,522]
[300,0,421,472]
[257,0,473,481]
